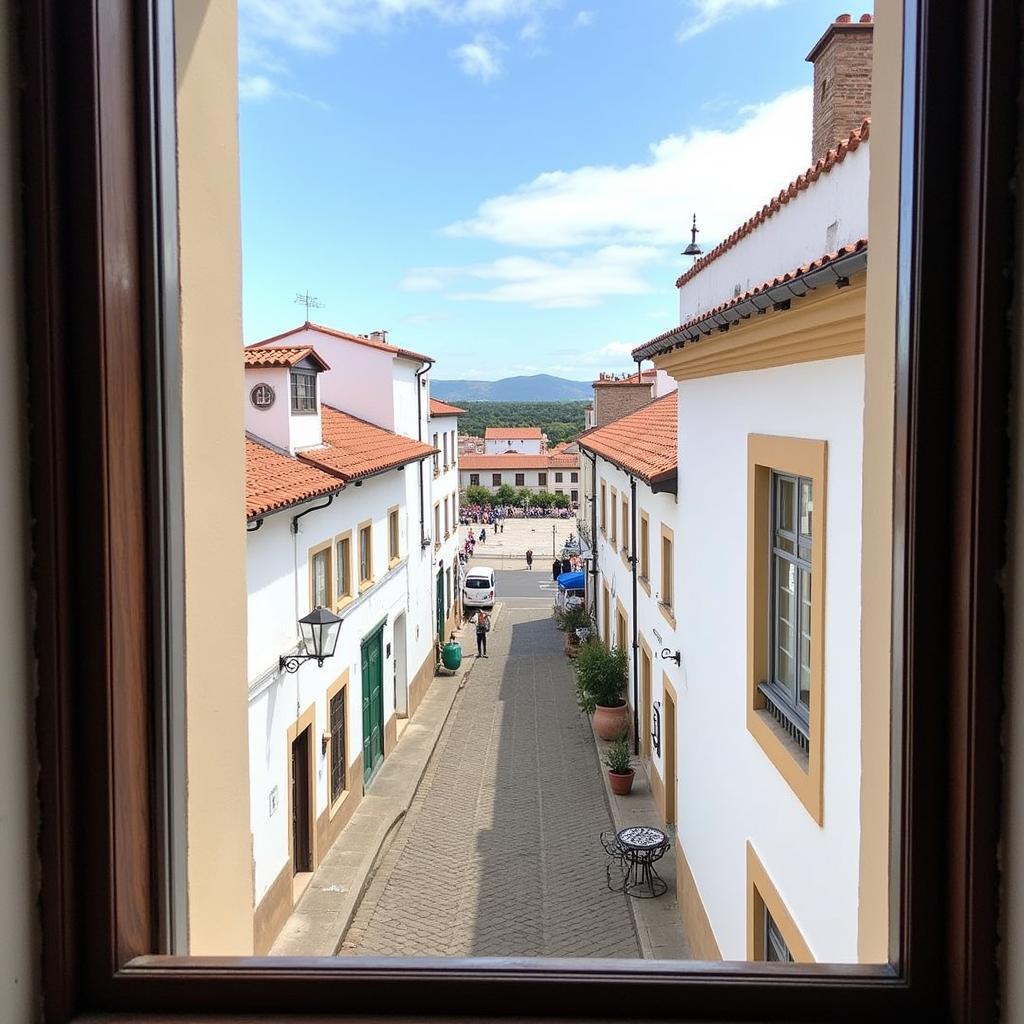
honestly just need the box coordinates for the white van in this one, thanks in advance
[463,566,496,609]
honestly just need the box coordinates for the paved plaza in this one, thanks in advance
[460,515,580,572]
[339,595,641,959]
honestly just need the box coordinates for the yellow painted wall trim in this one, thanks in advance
[746,434,826,825]
[675,839,722,961]
[746,841,814,962]
[655,279,866,383]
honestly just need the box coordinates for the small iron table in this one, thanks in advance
[609,826,670,898]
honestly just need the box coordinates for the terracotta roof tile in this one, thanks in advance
[461,452,580,470]
[245,437,340,519]
[484,427,544,439]
[675,119,870,289]
[243,345,330,370]
[429,398,467,416]
[578,393,678,486]
[248,321,433,364]
[299,405,436,482]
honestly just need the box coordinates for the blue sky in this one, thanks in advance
[239,0,865,380]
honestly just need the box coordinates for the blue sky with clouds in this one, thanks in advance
[239,0,865,380]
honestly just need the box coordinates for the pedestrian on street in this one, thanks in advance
[480,527,486,543]
[561,557,571,576]
[526,548,533,570]
[475,608,490,657]
[552,558,561,582]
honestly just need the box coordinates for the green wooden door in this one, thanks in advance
[436,568,445,642]
[361,626,385,786]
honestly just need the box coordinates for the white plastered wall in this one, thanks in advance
[679,144,869,323]
[246,469,414,903]
[591,457,680,787]
[675,355,864,962]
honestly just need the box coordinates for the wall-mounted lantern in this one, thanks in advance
[652,701,662,757]
[280,606,343,673]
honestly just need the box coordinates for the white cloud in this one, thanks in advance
[238,73,330,109]
[239,0,550,52]
[451,37,503,81]
[402,245,663,308]
[443,87,812,248]
[677,0,790,43]
[573,9,594,27]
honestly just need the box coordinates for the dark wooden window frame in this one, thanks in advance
[22,0,1014,1020]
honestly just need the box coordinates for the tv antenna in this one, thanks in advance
[295,290,325,321]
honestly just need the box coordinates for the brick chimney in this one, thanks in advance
[806,13,873,164]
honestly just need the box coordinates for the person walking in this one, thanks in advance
[480,527,486,543]
[552,557,561,583]
[475,608,490,658]
[525,548,533,570]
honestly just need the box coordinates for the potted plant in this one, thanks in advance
[562,606,592,657]
[604,734,635,795]
[574,641,629,739]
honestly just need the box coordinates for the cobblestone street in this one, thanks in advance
[340,600,640,959]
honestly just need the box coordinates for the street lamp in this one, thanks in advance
[280,606,343,673]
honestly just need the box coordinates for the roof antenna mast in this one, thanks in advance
[294,290,325,323]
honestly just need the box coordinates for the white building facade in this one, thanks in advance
[579,394,681,825]
[628,21,878,964]
[243,325,446,953]
[483,427,545,454]
[460,454,581,504]
[429,398,466,641]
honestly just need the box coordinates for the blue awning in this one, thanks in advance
[557,571,585,590]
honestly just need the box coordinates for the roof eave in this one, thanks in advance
[635,245,868,363]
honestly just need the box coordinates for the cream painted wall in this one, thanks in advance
[175,0,254,954]
[0,5,38,1018]
[858,0,901,964]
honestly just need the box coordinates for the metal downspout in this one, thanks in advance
[415,360,434,547]
[586,449,599,621]
[630,475,639,756]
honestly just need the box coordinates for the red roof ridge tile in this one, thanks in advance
[577,392,678,485]
[247,321,433,365]
[675,118,871,290]
[429,397,468,416]
[243,345,331,371]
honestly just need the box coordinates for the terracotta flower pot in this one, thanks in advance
[608,769,635,796]
[593,702,628,741]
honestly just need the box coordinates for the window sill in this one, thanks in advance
[359,578,375,594]
[334,594,354,613]
[658,601,676,629]
[389,556,401,569]
[638,575,651,596]
[621,547,630,568]
[328,786,352,821]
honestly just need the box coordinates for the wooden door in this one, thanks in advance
[361,627,385,785]
[291,727,312,873]
[436,568,445,642]
[664,684,677,825]
[641,646,652,758]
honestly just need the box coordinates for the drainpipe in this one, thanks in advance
[415,360,435,547]
[584,448,599,621]
[630,475,640,756]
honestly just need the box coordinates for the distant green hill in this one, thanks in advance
[432,373,592,402]
[453,401,588,446]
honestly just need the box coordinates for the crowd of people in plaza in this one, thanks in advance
[460,503,577,526]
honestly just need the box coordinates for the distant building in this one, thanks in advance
[483,426,545,455]
[460,452,581,505]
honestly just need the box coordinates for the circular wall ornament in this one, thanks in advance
[250,382,276,410]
